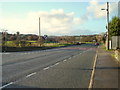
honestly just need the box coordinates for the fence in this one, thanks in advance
[111,36,120,49]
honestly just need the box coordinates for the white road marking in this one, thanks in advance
[63,59,67,62]
[43,67,50,70]
[50,62,60,67]
[1,53,10,55]
[88,53,97,89]
[50,65,54,68]
[79,53,82,55]
[54,62,59,66]
[26,72,36,78]
[69,57,71,59]
[0,82,13,89]
[73,55,75,57]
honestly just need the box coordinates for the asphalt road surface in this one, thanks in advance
[2,44,97,88]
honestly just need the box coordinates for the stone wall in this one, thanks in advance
[115,49,120,62]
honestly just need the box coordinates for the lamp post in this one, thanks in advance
[101,2,109,50]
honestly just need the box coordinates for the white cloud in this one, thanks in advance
[87,0,118,18]
[0,9,82,35]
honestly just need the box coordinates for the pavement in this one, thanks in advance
[93,45,120,88]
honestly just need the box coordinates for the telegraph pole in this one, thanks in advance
[101,2,109,50]
[39,17,41,46]
[2,29,8,52]
[106,2,109,50]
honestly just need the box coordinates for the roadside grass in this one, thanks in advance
[2,41,74,52]
[102,46,106,50]
[26,41,37,43]
[4,41,73,47]
[5,41,15,47]
[44,43,73,47]
[81,42,95,44]
[102,45,113,51]
[111,54,115,58]
[5,41,96,47]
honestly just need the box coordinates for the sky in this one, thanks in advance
[0,0,119,36]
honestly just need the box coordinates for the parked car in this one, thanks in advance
[95,42,99,45]
[76,42,81,45]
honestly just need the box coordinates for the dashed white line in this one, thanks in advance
[26,72,36,78]
[50,65,54,68]
[1,53,10,55]
[43,67,50,70]
[54,62,59,65]
[0,82,13,89]
[73,55,76,57]
[69,57,71,59]
[63,59,67,62]
[79,53,82,55]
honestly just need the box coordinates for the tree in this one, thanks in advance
[109,16,120,38]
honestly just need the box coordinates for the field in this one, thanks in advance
[1,40,96,52]
[2,41,72,47]
[1,41,74,52]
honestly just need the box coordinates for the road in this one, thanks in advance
[2,44,97,88]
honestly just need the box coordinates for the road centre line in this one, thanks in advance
[1,53,10,55]
[0,82,13,89]
[63,59,67,62]
[50,65,54,68]
[43,67,50,70]
[55,63,59,65]
[1,72,37,88]
[68,57,71,59]
[26,72,37,78]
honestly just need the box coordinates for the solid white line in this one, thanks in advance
[88,53,97,89]
[0,82,13,89]
[26,72,36,78]
[43,67,50,70]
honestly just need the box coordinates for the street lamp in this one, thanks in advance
[101,2,109,50]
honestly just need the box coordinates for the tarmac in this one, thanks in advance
[93,45,120,88]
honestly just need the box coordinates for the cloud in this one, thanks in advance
[87,0,118,19]
[0,9,83,35]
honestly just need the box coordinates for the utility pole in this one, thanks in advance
[39,17,41,46]
[2,29,8,52]
[101,2,109,50]
[106,2,109,50]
